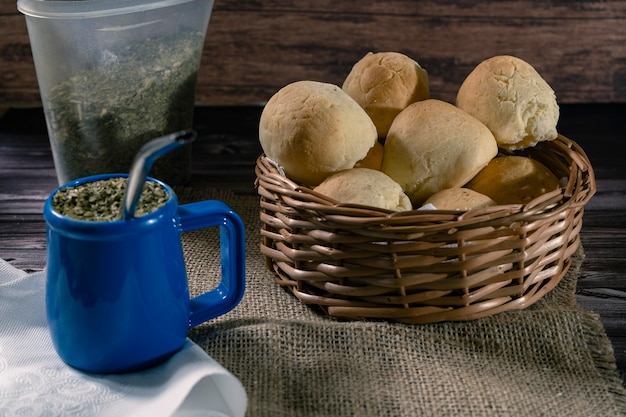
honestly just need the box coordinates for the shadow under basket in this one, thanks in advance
[255,134,596,324]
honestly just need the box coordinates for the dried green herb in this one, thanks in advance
[52,177,169,221]
[44,29,205,185]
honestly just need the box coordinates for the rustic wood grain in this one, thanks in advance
[1,0,625,105]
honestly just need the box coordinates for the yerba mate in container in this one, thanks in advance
[18,0,215,185]
[51,177,169,221]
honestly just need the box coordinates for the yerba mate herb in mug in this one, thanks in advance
[44,30,204,185]
[52,177,169,221]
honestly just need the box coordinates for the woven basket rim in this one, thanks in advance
[255,134,596,226]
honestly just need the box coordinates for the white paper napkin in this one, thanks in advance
[0,259,247,417]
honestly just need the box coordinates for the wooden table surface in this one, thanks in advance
[1,104,624,387]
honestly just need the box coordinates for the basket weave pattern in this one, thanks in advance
[255,135,596,323]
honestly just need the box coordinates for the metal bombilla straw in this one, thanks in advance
[122,129,197,220]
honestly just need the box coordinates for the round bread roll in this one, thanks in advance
[259,80,377,185]
[354,141,384,170]
[466,155,561,205]
[423,188,497,211]
[381,99,498,206]
[314,168,413,212]
[456,55,559,150]
[342,52,429,138]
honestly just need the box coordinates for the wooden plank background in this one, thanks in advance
[1,0,625,106]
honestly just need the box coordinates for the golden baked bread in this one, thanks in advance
[342,52,429,138]
[381,99,498,206]
[354,141,384,170]
[456,55,559,150]
[466,155,561,205]
[423,188,497,211]
[259,80,377,185]
[313,168,413,212]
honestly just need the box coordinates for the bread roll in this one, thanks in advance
[381,99,498,206]
[342,52,429,138]
[456,55,559,150]
[466,155,560,205]
[259,80,377,185]
[423,188,496,211]
[314,168,412,212]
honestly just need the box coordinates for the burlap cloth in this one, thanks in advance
[177,187,626,417]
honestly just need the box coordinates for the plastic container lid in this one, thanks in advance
[17,0,203,19]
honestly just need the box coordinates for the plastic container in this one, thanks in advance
[18,0,215,185]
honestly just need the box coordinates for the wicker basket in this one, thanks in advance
[255,134,596,323]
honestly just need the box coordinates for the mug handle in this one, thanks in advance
[176,200,246,328]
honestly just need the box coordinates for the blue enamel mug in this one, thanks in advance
[43,174,245,373]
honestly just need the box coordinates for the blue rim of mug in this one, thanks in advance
[44,173,177,238]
